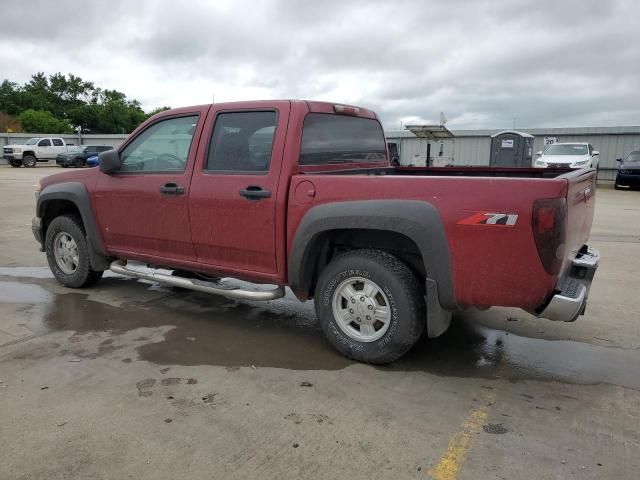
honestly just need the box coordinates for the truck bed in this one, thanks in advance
[289,166,597,311]
[306,165,584,179]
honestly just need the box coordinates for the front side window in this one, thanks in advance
[38,139,51,147]
[300,113,387,165]
[52,138,63,146]
[120,115,199,173]
[206,111,277,173]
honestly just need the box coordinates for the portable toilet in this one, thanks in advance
[489,130,534,167]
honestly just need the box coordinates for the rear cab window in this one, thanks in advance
[299,113,387,166]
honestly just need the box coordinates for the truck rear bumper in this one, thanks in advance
[538,246,600,322]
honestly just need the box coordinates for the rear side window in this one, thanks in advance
[300,113,387,165]
[52,138,63,146]
[205,111,277,173]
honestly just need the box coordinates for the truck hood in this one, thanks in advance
[4,143,30,149]
[39,167,98,191]
[540,154,590,164]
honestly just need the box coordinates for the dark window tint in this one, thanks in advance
[300,113,386,165]
[38,139,51,147]
[98,146,113,152]
[206,111,277,172]
[85,146,97,153]
[52,138,63,146]
[120,115,199,173]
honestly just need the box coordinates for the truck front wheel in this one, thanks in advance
[45,215,103,288]
[315,249,425,364]
[9,160,21,167]
[22,155,37,168]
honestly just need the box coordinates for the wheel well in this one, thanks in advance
[41,200,82,237]
[23,151,35,157]
[301,229,425,298]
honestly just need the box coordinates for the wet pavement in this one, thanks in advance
[2,269,639,389]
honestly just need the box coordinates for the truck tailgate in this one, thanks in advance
[562,168,597,272]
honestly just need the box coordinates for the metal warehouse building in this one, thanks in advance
[385,125,640,182]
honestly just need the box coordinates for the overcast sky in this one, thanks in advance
[1,0,638,130]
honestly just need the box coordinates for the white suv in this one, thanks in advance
[534,142,599,169]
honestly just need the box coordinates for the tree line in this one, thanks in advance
[0,73,169,134]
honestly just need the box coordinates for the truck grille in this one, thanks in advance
[546,163,571,168]
[3,148,12,154]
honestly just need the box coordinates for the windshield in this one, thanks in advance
[544,144,588,156]
[626,151,640,163]
[25,138,40,145]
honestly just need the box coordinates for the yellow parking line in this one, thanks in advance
[428,393,495,480]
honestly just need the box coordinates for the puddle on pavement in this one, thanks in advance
[1,276,639,387]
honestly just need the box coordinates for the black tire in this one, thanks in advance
[45,215,103,288]
[315,249,425,364]
[22,155,37,168]
[9,160,21,167]
[61,164,68,168]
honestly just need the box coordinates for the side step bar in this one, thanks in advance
[109,260,285,301]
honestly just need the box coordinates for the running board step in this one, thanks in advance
[109,260,285,301]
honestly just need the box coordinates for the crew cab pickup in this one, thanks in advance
[32,100,600,364]
[4,137,68,167]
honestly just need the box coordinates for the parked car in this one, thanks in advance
[534,142,599,169]
[3,137,68,167]
[55,146,84,166]
[56,145,114,168]
[86,155,100,167]
[615,150,640,190]
[32,100,600,364]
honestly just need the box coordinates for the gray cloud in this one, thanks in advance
[0,0,638,129]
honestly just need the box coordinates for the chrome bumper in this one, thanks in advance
[538,247,600,322]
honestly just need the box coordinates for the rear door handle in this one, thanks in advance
[159,182,185,196]
[239,185,271,200]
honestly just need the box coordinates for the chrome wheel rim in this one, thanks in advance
[53,232,79,274]
[331,276,391,342]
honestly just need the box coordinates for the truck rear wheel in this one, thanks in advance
[315,249,425,364]
[45,215,103,288]
[22,155,37,168]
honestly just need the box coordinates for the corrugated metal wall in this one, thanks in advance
[386,126,640,182]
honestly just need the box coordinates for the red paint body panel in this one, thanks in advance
[37,100,597,313]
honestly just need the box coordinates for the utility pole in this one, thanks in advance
[513,118,517,129]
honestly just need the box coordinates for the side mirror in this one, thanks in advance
[592,150,599,156]
[536,151,542,157]
[616,158,623,163]
[99,149,121,174]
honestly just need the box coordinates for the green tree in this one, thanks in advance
[18,109,73,134]
[0,73,168,134]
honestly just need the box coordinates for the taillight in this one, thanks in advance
[532,198,567,275]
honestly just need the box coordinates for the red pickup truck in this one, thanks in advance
[33,100,600,364]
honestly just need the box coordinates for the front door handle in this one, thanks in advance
[239,185,271,200]
[159,182,185,196]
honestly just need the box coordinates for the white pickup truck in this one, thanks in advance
[3,137,68,167]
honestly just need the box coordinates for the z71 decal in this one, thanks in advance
[458,212,519,227]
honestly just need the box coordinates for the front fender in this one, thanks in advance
[37,181,106,256]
